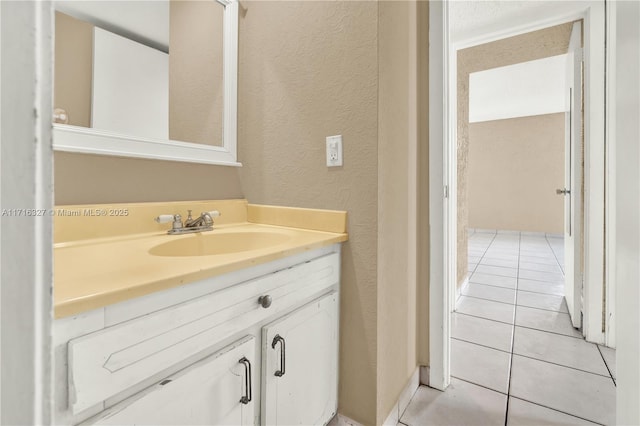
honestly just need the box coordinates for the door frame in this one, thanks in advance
[0,0,54,423]
[429,0,609,390]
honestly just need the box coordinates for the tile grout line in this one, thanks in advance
[461,292,574,314]
[459,294,515,306]
[473,272,564,286]
[467,280,562,297]
[518,274,565,284]
[469,233,499,275]
[451,336,610,377]
[595,344,617,386]
[454,311,586,340]
[469,246,495,277]
[451,336,512,355]
[503,231,521,426]
[451,375,508,396]
[453,312,514,327]
[518,265,564,274]
[461,292,562,312]
[544,234,565,275]
[508,396,606,426]
[461,233,498,305]
[511,352,615,379]
[513,323,585,340]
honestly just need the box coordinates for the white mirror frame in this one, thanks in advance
[53,0,240,166]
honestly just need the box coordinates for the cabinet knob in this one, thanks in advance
[258,295,272,308]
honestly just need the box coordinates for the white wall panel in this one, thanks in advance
[469,54,567,123]
[92,28,168,140]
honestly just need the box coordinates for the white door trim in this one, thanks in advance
[0,0,54,423]
[604,0,616,349]
[580,1,607,345]
[564,21,584,329]
[429,0,609,390]
[428,0,452,391]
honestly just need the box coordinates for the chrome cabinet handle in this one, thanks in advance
[258,295,272,308]
[271,334,286,377]
[556,188,571,195]
[238,357,252,404]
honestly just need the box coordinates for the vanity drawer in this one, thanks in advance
[68,252,339,414]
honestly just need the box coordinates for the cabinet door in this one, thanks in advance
[262,292,338,426]
[86,336,256,425]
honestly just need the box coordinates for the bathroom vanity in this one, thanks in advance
[49,2,347,423]
[53,200,347,425]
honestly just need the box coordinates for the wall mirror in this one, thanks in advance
[52,0,239,166]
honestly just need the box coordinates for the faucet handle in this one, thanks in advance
[200,210,220,227]
[186,210,194,221]
[155,214,183,231]
[155,214,175,224]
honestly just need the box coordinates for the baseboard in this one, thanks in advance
[328,413,364,426]
[456,275,470,306]
[545,232,563,238]
[331,367,425,426]
[419,365,429,386]
[475,228,497,234]
[382,367,420,426]
[496,229,520,235]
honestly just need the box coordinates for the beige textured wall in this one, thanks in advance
[377,1,413,421]
[54,153,242,205]
[468,113,564,234]
[416,0,430,370]
[457,22,572,286]
[236,2,379,423]
[239,3,430,423]
[54,12,93,127]
[169,0,224,146]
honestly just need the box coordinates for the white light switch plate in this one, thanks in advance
[326,135,343,167]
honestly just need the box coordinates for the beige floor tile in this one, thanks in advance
[507,397,600,425]
[515,306,582,338]
[513,327,610,376]
[510,355,616,425]
[451,339,511,394]
[516,291,568,312]
[470,272,517,289]
[456,296,516,324]
[400,380,507,426]
[451,312,513,352]
[463,283,516,305]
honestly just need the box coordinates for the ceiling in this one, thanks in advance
[449,1,586,43]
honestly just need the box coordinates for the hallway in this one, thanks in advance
[400,231,616,425]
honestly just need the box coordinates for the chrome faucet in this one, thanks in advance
[185,210,214,228]
[155,210,221,235]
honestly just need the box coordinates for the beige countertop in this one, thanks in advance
[54,200,347,318]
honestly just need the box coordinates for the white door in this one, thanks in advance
[262,292,338,426]
[86,336,256,425]
[561,21,584,329]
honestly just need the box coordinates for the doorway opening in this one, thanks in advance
[426,1,614,424]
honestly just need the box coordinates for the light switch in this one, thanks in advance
[326,135,343,167]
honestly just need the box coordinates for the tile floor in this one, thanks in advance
[400,230,616,426]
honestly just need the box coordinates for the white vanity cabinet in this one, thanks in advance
[54,245,341,426]
[262,292,339,426]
